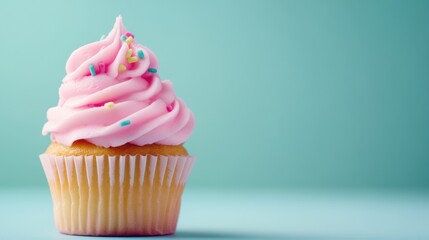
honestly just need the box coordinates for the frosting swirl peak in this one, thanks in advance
[42,16,195,147]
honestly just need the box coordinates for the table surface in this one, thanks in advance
[1,188,428,240]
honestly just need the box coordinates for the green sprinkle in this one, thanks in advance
[137,49,144,59]
[120,35,127,41]
[89,64,96,76]
[148,68,157,73]
[120,120,131,127]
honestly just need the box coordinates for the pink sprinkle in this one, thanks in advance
[125,32,134,38]
[88,103,104,108]
[98,62,106,73]
[167,105,174,112]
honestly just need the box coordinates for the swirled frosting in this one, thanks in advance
[42,16,195,147]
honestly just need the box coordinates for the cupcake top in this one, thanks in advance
[42,16,195,148]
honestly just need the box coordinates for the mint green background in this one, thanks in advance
[0,0,428,189]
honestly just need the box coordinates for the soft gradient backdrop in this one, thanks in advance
[0,0,428,189]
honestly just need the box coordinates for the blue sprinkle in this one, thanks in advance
[120,35,127,41]
[89,64,96,76]
[148,68,157,73]
[120,120,131,127]
[137,50,144,59]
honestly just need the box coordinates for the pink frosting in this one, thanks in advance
[42,16,195,147]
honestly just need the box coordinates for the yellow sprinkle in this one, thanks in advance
[127,56,139,63]
[125,36,134,45]
[104,102,115,108]
[126,49,133,58]
[118,64,127,72]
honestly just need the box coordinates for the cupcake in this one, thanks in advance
[40,16,195,236]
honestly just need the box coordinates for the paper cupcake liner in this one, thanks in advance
[40,154,195,236]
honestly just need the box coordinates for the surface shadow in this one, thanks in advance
[53,231,280,239]
[53,230,344,240]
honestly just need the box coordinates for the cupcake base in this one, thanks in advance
[40,154,195,236]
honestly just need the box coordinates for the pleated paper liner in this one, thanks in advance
[40,154,195,236]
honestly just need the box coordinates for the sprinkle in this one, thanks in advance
[98,62,106,73]
[104,102,115,108]
[148,68,157,73]
[120,120,131,127]
[89,64,96,76]
[125,36,134,45]
[100,34,106,40]
[127,56,139,63]
[120,35,127,41]
[126,49,133,58]
[167,105,173,112]
[125,32,134,38]
[118,64,127,72]
[137,50,144,59]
